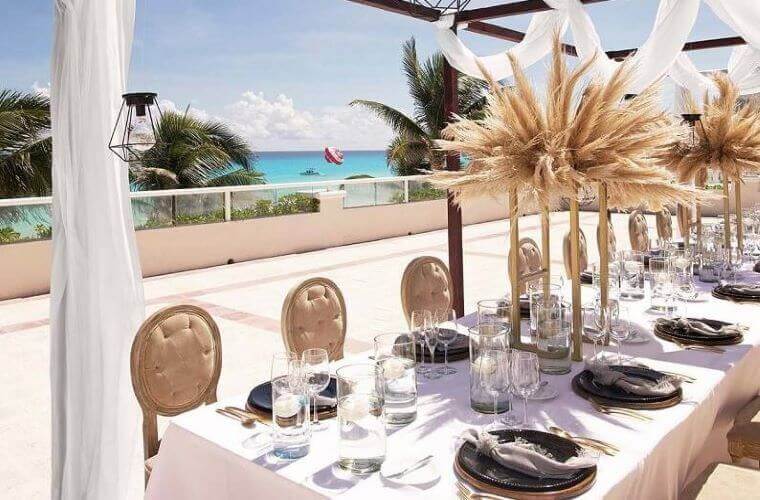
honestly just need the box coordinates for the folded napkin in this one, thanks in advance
[657,317,745,337]
[586,362,680,397]
[315,394,337,407]
[460,429,597,479]
[720,284,760,297]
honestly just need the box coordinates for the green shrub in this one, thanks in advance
[390,183,447,203]
[232,193,319,220]
[0,227,21,244]
[35,224,52,239]
[174,209,225,225]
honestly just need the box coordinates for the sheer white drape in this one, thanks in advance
[50,1,143,499]
[434,11,567,80]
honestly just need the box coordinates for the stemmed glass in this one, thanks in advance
[435,309,459,375]
[510,351,540,428]
[410,310,432,375]
[481,349,510,431]
[608,305,630,365]
[423,321,441,380]
[591,300,617,364]
[301,348,330,432]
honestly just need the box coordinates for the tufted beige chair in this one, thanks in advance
[562,228,588,278]
[677,204,692,239]
[628,210,651,252]
[281,277,347,362]
[400,256,454,325]
[508,238,543,295]
[596,219,617,259]
[656,207,674,241]
[727,396,760,465]
[130,304,222,486]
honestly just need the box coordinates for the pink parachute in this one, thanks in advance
[324,147,344,165]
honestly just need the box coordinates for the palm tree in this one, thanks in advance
[0,90,52,198]
[131,110,264,190]
[350,38,487,175]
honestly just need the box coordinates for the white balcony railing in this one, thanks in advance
[0,175,447,244]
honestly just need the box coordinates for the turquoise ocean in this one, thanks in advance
[255,150,392,184]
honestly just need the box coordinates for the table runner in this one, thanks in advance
[145,270,760,499]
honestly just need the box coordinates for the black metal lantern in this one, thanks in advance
[681,113,703,147]
[409,0,473,17]
[109,92,162,162]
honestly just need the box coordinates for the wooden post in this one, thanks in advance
[723,176,731,263]
[696,170,706,252]
[508,189,521,342]
[735,179,744,253]
[443,55,464,317]
[598,183,609,316]
[541,207,551,299]
[569,197,582,361]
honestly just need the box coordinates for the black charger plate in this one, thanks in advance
[414,331,469,362]
[246,377,337,417]
[712,285,760,303]
[572,365,682,408]
[654,318,740,342]
[455,429,596,498]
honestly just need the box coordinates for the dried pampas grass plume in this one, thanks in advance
[664,73,760,182]
[432,35,701,211]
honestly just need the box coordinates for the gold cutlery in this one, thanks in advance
[456,481,506,500]
[673,340,725,354]
[225,406,270,426]
[658,370,696,383]
[385,455,434,479]
[216,408,256,427]
[589,399,653,422]
[548,426,619,455]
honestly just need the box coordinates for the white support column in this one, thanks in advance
[224,191,232,222]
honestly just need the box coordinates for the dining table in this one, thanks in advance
[145,267,760,499]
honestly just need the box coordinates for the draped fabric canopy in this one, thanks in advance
[50,1,144,499]
[433,0,760,100]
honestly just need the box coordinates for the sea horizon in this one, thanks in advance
[254,149,394,184]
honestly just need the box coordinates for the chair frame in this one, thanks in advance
[281,277,347,362]
[400,256,454,326]
[130,304,222,485]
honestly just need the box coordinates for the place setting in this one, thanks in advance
[653,317,745,351]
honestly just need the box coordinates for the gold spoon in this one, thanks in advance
[216,408,256,428]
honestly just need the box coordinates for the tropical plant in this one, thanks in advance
[0,90,51,198]
[0,227,22,244]
[350,38,487,176]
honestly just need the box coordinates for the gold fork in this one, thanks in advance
[548,426,619,455]
[673,340,725,354]
[456,481,505,500]
[589,399,653,421]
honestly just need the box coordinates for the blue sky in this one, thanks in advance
[1,0,738,151]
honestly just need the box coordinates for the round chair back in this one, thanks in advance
[400,256,454,325]
[563,228,588,278]
[508,237,543,295]
[596,219,618,259]
[628,210,651,252]
[656,207,674,241]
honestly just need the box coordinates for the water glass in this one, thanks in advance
[410,310,432,374]
[480,349,512,431]
[373,333,417,426]
[535,300,572,375]
[527,283,562,344]
[589,299,618,364]
[336,363,386,474]
[591,261,621,301]
[609,306,631,365]
[510,351,540,427]
[477,299,513,343]
[618,250,645,300]
[435,309,459,375]
[271,353,311,459]
[301,348,330,432]
[468,324,509,413]
[649,257,676,315]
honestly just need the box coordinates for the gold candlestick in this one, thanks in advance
[723,177,731,263]
[569,197,582,362]
[735,179,744,252]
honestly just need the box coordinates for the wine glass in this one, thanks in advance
[423,320,441,380]
[435,309,459,375]
[410,310,432,375]
[510,351,540,428]
[301,348,330,432]
[608,305,630,365]
[481,349,510,431]
[592,299,617,364]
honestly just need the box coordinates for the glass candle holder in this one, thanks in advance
[468,324,509,414]
[535,300,572,375]
[373,333,417,426]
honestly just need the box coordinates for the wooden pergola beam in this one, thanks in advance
[458,0,611,23]
[346,0,440,21]
[607,35,747,60]
[465,21,577,55]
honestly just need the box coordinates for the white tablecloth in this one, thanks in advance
[145,271,760,500]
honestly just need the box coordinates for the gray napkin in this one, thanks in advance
[721,284,760,297]
[460,429,597,479]
[657,318,745,337]
[315,394,336,407]
[586,362,680,397]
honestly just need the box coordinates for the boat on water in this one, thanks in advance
[299,166,323,176]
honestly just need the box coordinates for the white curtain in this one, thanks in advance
[50,1,143,499]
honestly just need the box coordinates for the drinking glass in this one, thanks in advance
[410,310,432,375]
[535,300,572,375]
[435,309,459,375]
[590,300,618,364]
[477,299,513,345]
[608,305,630,365]
[422,321,441,380]
[301,348,330,432]
[336,363,386,474]
[591,261,621,301]
[650,257,676,315]
[468,324,508,413]
[271,353,310,459]
[618,250,645,300]
[480,349,511,431]
[527,283,562,344]
[510,351,540,427]
[373,333,417,426]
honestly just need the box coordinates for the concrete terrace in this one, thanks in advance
[1,211,641,499]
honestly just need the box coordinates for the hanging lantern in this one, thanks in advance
[681,113,703,147]
[408,0,473,17]
[109,92,162,162]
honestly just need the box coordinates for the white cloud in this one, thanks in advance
[31,81,50,97]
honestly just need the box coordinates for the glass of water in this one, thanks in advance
[468,324,509,414]
[650,257,676,316]
[301,348,330,432]
[510,351,541,428]
[271,353,310,460]
[535,300,572,375]
[477,299,512,344]
[373,333,417,426]
[527,283,562,344]
[618,250,645,300]
[336,363,386,474]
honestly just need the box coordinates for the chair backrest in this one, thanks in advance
[130,304,222,463]
[677,204,691,239]
[656,207,674,241]
[400,256,454,325]
[281,277,347,362]
[508,237,543,295]
[563,228,588,277]
[629,210,651,252]
[596,219,617,258]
